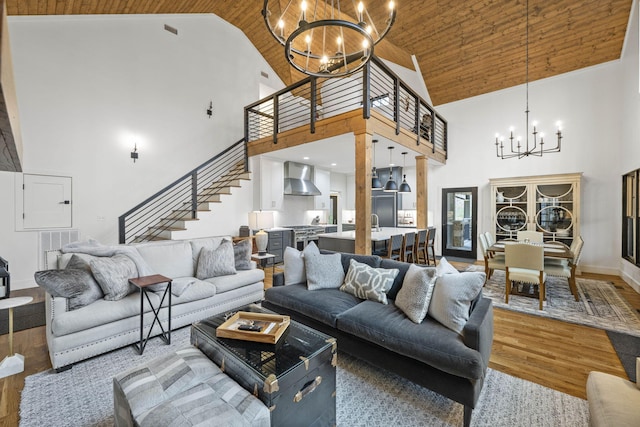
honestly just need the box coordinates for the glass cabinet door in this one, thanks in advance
[495,185,528,240]
[534,183,574,244]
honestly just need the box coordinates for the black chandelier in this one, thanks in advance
[495,0,563,159]
[262,0,396,78]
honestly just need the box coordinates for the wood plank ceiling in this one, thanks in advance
[5,0,633,106]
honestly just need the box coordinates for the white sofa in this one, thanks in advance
[586,358,640,426]
[44,236,265,371]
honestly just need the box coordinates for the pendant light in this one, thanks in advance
[398,152,411,193]
[372,139,383,189]
[383,146,398,192]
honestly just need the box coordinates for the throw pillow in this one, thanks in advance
[233,239,252,271]
[283,242,320,285]
[304,252,344,291]
[64,254,105,310]
[196,239,236,279]
[34,268,104,311]
[340,259,399,304]
[90,255,138,301]
[435,256,459,276]
[395,264,437,323]
[427,271,485,334]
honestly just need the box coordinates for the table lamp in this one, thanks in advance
[249,211,274,255]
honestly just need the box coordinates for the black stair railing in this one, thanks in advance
[118,138,247,244]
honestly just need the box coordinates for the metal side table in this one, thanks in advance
[129,274,172,355]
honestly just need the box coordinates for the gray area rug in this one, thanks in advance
[606,330,640,382]
[20,327,589,427]
[470,266,640,337]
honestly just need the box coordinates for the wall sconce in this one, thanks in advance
[131,144,139,163]
[206,101,213,118]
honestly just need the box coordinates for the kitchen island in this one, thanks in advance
[317,227,420,253]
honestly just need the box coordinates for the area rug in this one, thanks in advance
[469,266,640,337]
[606,330,640,382]
[20,327,589,427]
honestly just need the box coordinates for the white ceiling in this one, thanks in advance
[260,133,425,175]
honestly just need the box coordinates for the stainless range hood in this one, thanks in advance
[283,161,322,196]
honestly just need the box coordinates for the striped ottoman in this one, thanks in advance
[113,346,270,427]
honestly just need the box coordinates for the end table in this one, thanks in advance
[129,274,172,355]
[251,253,276,275]
[0,296,33,378]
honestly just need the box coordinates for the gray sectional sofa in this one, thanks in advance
[41,236,265,371]
[262,252,494,427]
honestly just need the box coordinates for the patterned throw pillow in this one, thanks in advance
[395,264,437,323]
[340,259,399,304]
[233,239,252,270]
[89,254,138,301]
[196,239,236,279]
[284,242,320,285]
[427,271,485,334]
[304,252,344,290]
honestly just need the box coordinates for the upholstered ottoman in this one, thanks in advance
[113,346,270,427]
[586,358,640,427]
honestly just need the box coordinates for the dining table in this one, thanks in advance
[488,240,573,260]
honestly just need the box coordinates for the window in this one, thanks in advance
[622,170,639,264]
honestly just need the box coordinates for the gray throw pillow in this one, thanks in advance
[64,254,105,309]
[427,271,485,334]
[196,239,236,279]
[395,264,437,323]
[435,256,459,276]
[34,268,104,311]
[233,238,252,270]
[304,252,344,290]
[340,259,399,304]
[284,242,320,285]
[90,254,138,301]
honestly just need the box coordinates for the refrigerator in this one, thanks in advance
[372,190,397,227]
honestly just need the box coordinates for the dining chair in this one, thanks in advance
[484,231,495,247]
[401,232,416,263]
[479,233,505,282]
[505,243,546,310]
[426,227,437,265]
[415,229,428,264]
[380,234,403,261]
[544,236,584,301]
[516,230,544,243]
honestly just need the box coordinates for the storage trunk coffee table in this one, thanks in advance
[191,304,336,427]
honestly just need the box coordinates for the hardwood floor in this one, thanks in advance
[1,262,637,425]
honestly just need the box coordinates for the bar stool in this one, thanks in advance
[415,229,428,264]
[401,232,416,263]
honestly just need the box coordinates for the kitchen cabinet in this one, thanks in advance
[314,168,330,210]
[345,176,356,210]
[400,167,417,209]
[254,156,284,210]
[265,229,293,264]
[489,173,582,245]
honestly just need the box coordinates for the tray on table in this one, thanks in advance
[215,311,290,344]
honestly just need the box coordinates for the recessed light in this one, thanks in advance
[331,163,337,166]
[303,156,310,160]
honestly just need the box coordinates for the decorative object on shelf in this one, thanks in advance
[262,0,396,77]
[0,256,9,299]
[494,0,563,159]
[130,144,139,163]
[248,211,274,255]
[383,146,398,192]
[398,151,411,193]
[206,101,213,118]
[496,191,504,203]
[372,139,383,189]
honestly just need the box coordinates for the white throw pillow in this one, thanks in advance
[435,256,459,276]
[283,242,320,285]
[395,264,437,323]
[427,271,485,334]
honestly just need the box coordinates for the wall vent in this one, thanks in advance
[39,229,80,269]
[164,24,178,35]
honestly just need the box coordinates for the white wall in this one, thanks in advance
[0,14,283,289]
[434,60,624,275]
[619,1,640,290]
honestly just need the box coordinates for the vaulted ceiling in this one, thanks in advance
[6,0,633,106]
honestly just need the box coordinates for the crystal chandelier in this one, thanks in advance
[495,0,563,159]
[262,0,396,78]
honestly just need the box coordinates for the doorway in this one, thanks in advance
[441,187,477,259]
[330,194,338,225]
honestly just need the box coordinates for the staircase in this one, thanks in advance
[118,139,250,244]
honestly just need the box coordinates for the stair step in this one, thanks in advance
[149,225,186,232]
[200,194,222,203]
[132,234,171,243]
[201,187,232,196]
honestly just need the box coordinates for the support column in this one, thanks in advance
[416,155,428,229]
[354,132,373,254]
